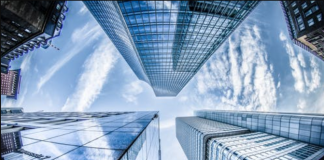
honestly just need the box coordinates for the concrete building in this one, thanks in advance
[176,110,324,160]
[281,1,324,61]
[83,1,259,96]
[1,69,21,99]
[1,1,68,72]
[1,110,161,160]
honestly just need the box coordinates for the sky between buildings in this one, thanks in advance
[1,1,324,160]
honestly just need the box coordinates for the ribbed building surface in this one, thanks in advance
[176,111,324,160]
[176,117,249,160]
[208,132,324,160]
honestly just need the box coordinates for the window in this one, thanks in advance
[308,18,314,26]
[310,1,315,3]
[299,23,305,30]
[296,16,303,24]
[312,6,319,12]
[294,8,299,14]
[317,14,322,21]
[291,2,296,7]
[305,9,312,17]
[301,2,307,9]
[56,4,61,10]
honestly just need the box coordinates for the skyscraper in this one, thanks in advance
[1,111,161,160]
[1,1,68,71]
[281,1,324,61]
[84,1,259,96]
[176,110,324,160]
[1,69,21,99]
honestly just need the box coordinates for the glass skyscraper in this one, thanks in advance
[84,1,259,96]
[176,110,324,160]
[1,111,161,160]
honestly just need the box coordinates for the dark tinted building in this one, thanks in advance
[1,69,21,99]
[281,1,324,61]
[1,1,68,71]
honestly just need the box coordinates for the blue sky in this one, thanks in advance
[1,1,324,160]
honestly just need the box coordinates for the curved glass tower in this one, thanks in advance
[84,1,259,96]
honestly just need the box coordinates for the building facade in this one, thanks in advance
[1,108,23,115]
[176,110,324,160]
[281,1,324,61]
[1,111,161,160]
[1,1,68,71]
[1,69,21,99]
[84,1,259,96]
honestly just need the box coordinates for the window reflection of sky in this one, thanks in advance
[4,112,160,160]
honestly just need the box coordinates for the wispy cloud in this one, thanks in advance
[78,4,88,15]
[194,24,277,111]
[279,31,321,94]
[62,40,118,112]
[37,22,102,92]
[122,80,144,105]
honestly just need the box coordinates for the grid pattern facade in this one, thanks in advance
[84,1,259,96]
[207,132,324,160]
[83,1,150,83]
[281,1,324,61]
[195,110,324,147]
[0,69,21,99]
[1,132,22,156]
[1,111,160,160]
[176,117,249,160]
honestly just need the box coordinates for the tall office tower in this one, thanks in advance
[281,1,324,61]
[84,1,259,96]
[1,111,161,160]
[1,69,21,99]
[176,111,324,160]
[0,1,68,71]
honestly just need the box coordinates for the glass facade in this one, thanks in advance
[195,110,324,146]
[1,111,160,160]
[176,111,324,160]
[176,117,249,160]
[208,132,324,160]
[84,1,259,96]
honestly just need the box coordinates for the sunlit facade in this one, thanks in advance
[176,110,324,160]
[1,111,161,160]
[84,1,259,96]
[208,132,324,160]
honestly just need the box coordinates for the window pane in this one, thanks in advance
[308,19,314,26]
[317,14,322,21]
[302,2,307,9]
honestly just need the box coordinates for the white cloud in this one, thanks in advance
[122,81,144,104]
[78,5,88,15]
[178,96,188,102]
[62,40,118,112]
[279,31,321,94]
[193,24,277,112]
[37,22,102,92]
